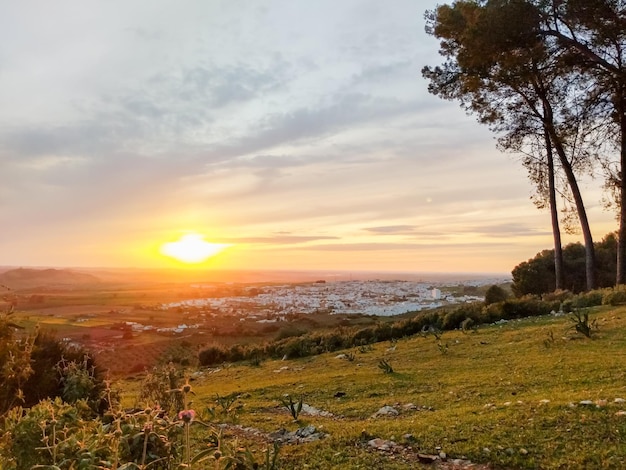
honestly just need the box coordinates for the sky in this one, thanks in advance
[0,0,618,274]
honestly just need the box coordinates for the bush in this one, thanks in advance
[499,297,557,319]
[198,344,230,366]
[484,285,509,305]
[602,286,626,306]
[0,322,107,415]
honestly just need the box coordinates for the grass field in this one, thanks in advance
[127,306,626,469]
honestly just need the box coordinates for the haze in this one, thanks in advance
[0,0,615,273]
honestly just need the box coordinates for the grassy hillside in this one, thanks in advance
[145,305,626,469]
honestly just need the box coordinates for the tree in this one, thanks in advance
[511,234,618,296]
[484,285,509,305]
[422,0,599,290]
[532,0,626,284]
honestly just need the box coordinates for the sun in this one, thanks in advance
[159,234,230,264]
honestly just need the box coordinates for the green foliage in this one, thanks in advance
[137,363,185,416]
[602,286,626,306]
[279,394,303,421]
[512,236,618,297]
[198,344,230,366]
[484,285,509,305]
[0,314,107,416]
[207,393,241,422]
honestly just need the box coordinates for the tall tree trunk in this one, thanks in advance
[616,92,626,285]
[538,92,596,290]
[549,131,596,290]
[545,130,563,291]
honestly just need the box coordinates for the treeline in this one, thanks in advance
[512,233,618,296]
[198,285,626,367]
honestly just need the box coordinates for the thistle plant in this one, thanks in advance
[378,359,394,374]
[279,394,303,421]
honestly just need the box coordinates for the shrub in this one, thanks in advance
[378,359,394,374]
[602,286,626,306]
[542,289,573,302]
[198,344,230,366]
[137,363,185,415]
[484,285,509,305]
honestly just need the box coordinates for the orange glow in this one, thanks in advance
[159,233,230,264]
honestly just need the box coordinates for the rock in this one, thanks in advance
[520,448,528,455]
[295,425,317,438]
[403,403,418,411]
[301,403,334,417]
[335,354,348,359]
[616,411,626,417]
[579,400,594,406]
[615,398,626,404]
[539,399,550,405]
[371,406,399,418]
[417,454,438,464]
[368,438,396,451]
[270,425,326,444]
[596,399,608,407]
[439,451,447,459]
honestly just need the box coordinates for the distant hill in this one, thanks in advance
[0,268,100,290]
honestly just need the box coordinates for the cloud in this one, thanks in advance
[466,223,553,238]
[220,235,341,245]
[363,225,419,235]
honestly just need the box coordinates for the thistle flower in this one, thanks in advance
[178,409,196,423]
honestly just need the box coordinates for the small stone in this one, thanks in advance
[483,447,490,454]
[371,406,399,418]
[335,354,348,359]
[520,448,528,455]
[368,438,395,451]
[539,399,550,405]
[615,411,626,417]
[503,401,511,406]
[579,400,594,406]
[614,398,625,403]
[596,399,608,408]
[417,454,438,464]
[403,433,416,443]
[439,452,447,459]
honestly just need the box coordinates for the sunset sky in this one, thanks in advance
[0,0,617,274]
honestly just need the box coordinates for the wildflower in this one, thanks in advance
[178,409,196,423]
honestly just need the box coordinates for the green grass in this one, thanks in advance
[123,306,626,469]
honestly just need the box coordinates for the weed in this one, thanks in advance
[543,329,556,348]
[460,317,475,334]
[378,359,394,374]
[569,310,597,338]
[279,394,303,421]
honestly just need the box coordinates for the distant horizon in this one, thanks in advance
[0,264,511,284]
